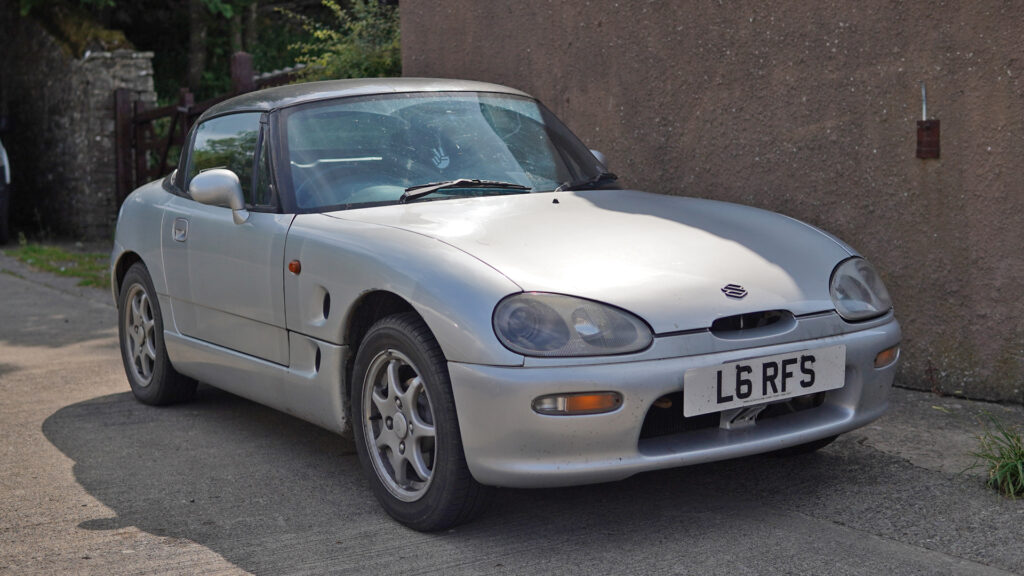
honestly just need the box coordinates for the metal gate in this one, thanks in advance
[114,52,303,204]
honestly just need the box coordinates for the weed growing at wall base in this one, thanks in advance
[2,236,108,288]
[973,416,1024,498]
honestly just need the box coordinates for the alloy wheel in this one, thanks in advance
[361,349,437,502]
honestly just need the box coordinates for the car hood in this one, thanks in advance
[328,189,853,333]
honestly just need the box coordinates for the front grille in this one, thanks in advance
[757,391,826,419]
[710,309,791,335]
[638,392,718,439]
[638,391,828,440]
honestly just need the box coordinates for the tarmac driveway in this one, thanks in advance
[1,251,1022,575]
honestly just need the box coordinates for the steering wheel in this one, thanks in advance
[294,163,414,208]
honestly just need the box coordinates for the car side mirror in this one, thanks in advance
[590,149,608,169]
[189,168,250,225]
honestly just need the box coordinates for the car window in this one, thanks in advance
[253,125,274,207]
[187,112,261,203]
[280,92,605,212]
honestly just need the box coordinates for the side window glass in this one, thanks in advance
[253,126,273,207]
[187,112,260,203]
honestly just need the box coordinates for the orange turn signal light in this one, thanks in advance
[288,260,302,275]
[874,345,900,368]
[532,392,623,415]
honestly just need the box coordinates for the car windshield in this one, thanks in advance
[280,91,607,211]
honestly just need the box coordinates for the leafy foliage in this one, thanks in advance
[285,0,400,81]
[19,1,132,56]
[20,1,319,102]
[201,0,237,19]
[973,416,1024,498]
[17,0,399,102]
[19,0,114,17]
[21,0,235,18]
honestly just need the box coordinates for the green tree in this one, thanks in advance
[19,0,316,100]
[287,0,400,81]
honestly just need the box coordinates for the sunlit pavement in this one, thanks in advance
[1,250,1022,576]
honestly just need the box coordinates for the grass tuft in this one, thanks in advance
[1,240,108,288]
[973,416,1024,499]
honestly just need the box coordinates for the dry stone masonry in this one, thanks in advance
[0,9,156,239]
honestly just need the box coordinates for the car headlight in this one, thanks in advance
[494,293,653,357]
[830,257,893,321]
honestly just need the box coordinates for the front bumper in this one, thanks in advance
[449,316,901,488]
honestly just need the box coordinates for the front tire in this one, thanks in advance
[117,262,196,405]
[351,313,491,531]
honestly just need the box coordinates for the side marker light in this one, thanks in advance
[532,392,623,415]
[874,345,900,368]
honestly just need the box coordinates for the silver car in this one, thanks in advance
[0,136,10,244]
[111,79,901,531]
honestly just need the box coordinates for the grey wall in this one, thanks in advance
[0,5,156,240]
[402,1,1024,402]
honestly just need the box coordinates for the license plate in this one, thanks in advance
[682,345,846,417]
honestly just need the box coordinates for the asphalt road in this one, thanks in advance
[1,251,1023,575]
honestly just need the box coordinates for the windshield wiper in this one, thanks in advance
[554,171,618,192]
[400,178,531,203]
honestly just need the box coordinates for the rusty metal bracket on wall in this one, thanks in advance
[917,82,940,159]
[113,52,305,206]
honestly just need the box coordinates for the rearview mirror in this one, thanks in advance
[590,149,608,169]
[189,168,249,225]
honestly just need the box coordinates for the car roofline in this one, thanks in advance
[199,78,534,123]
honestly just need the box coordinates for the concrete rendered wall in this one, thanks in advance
[0,5,156,240]
[402,2,1024,403]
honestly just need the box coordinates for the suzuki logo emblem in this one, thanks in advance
[721,284,747,299]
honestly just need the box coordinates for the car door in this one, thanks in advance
[161,112,292,365]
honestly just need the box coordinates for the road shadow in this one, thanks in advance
[43,385,1022,575]
[0,267,116,349]
[0,362,19,379]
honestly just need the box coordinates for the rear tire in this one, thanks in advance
[351,312,491,531]
[117,262,196,405]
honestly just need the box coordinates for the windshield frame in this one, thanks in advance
[273,90,611,214]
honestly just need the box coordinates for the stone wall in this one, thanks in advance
[402,2,1024,403]
[0,4,156,240]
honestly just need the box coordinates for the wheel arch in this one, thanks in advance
[341,289,421,412]
[285,214,525,367]
[112,251,144,300]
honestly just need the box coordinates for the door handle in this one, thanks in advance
[172,218,189,242]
